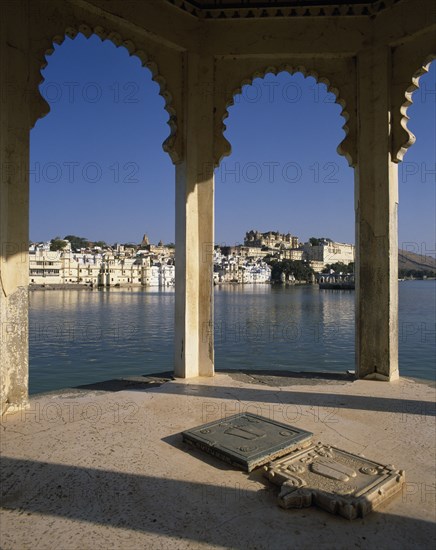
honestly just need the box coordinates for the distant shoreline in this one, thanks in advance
[29,283,171,291]
[29,284,94,291]
[28,277,435,291]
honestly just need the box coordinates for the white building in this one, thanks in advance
[303,241,355,266]
[29,248,175,287]
[29,248,63,284]
[214,252,271,284]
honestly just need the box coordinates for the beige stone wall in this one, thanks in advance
[0,1,31,413]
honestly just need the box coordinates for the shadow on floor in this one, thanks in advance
[72,370,434,417]
[219,369,356,385]
[0,456,433,549]
[75,372,174,392]
[149,381,436,417]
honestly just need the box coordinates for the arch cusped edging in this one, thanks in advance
[213,60,357,169]
[31,23,181,164]
[391,54,435,163]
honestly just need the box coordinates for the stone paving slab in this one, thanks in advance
[264,442,405,519]
[182,412,313,471]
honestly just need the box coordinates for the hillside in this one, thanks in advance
[398,249,436,273]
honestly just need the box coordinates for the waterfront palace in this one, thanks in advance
[28,232,355,287]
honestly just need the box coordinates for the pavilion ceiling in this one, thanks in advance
[165,0,399,18]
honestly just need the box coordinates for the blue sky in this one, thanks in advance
[31,34,435,253]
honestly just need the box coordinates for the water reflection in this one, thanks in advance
[214,284,354,373]
[29,288,175,394]
[29,281,435,394]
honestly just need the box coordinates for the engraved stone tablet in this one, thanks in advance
[263,442,405,519]
[182,413,313,471]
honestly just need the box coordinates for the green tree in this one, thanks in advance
[270,259,314,282]
[64,235,89,251]
[309,237,332,246]
[50,237,67,252]
[323,262,354,274]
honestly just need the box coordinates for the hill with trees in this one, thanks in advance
[398,249,435,278]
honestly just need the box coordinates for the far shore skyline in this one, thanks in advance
[29,232,436,260]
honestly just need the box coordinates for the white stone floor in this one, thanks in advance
[1,373,435,549]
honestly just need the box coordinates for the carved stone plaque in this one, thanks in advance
[263,442,405,519]
[182,413,313,471]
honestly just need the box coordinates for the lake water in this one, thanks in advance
[29,280,435,394]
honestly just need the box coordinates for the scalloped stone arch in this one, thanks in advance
[214,64,356,168]
[32,23,180,164]
[392,55,435,163]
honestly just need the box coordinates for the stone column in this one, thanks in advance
[174,53,214,378]
[355,47,399,381]
[0,1,31,413]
